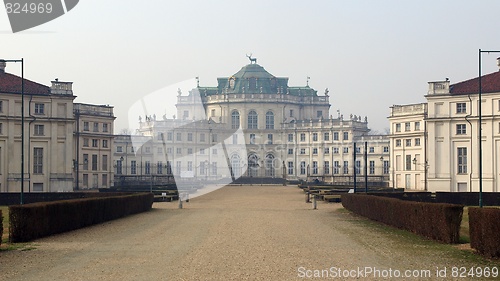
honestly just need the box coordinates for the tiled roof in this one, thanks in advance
[450,71,500,95]
[0,72,50,95]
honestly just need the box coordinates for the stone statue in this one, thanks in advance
[324,88,329,96]
[177,88,182,96]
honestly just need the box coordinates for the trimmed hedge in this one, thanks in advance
[469,207,500,258]
[0,209,2,246]
[342,194,463,244]
[9,193,153,242]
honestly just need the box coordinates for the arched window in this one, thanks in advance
[231,110,240,129]
[248,153,259,177]
[231,154,241,179]
[248,110,258,129]
[265,154,275,177]
[265,111,274,129]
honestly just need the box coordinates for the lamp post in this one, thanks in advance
[412,157,428,191]
[3,59,24,203]
[478,50,500,207]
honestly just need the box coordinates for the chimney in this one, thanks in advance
[0,60,5,73]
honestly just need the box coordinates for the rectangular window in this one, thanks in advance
[34,124,44,136]
[369,147,374,153]
[383,160,390,174]
[176,133,182,141]
[343,147,348,154]
[33,183,43,192]
[93,122,99,132]
[102,140,108,148]
[176,161,181,174]
[369,161,375,174]
[145,161,151,175]
[187,148,193,154]
[288,148,293,155]
[300,148,306,154]
[395,123,401,132]
[343,132,348,140]
[406,155,412,171]
[92,154,98,171]
[415,122,420,131]
[167,132,173,141]
[288,134,293,142]
[83,154,89,170]
[102,155,108,171]
[83,174,88,187]
[324,147,330,154]
[456,124,466,135]
[289,109,294,117]
[456,103,466,114]
[33,147,43,174]
[343,161,349,174]
[167,147,173,154]
[211,162,217,175]
[92,139,98,147]
[212,134,217,142]
[334,161,340,174]
[333,132,339,140]
[300,133,306,142]
[288,162,294,175]
[383,146,389,153]
[396,140,401,147]
[333,147,339,154]
[313,133,318,141]
[116,160,123,175]
[458,147,467,174]
[405,122,411,132]
[324,132,329,141]
[415,138,421,146]
[355,147,361,153]
[157,161,163,174]
[83,121,89,131]
[166,162,172,174]
[355,160,360,174]
[312,161,318,174]
[200,162,206,175]
[131,160,137,174]
[267,134,273,144]
[0,100,3,113]
[200,133,205,142]
[187,161,193,172]
[312,148,318,155]
[102,174,108,187]
[324,161,330,174]
[300,162,306,175]
[188,133,193,141]
[34,103,45,114]
[103,123,109,132]
[405,139,411,147]
[249,133,256,144]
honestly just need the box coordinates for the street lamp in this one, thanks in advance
[3,59,24,204]
[412,157,428,191]
[478,50,500,207]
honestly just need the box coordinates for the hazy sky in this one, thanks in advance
[1,0,500,133]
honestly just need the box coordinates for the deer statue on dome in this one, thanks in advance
[246,53,257,64]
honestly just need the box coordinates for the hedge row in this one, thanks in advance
[469,207,500,258]
[9,193,153,242]
[341,194,463,244]
[0,209,3,247]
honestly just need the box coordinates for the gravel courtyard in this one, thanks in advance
[0,185,497,280]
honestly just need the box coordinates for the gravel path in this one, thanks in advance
[0,185,497,280]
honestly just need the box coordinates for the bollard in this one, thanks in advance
[178,197,183,209]
[312,195,317,210]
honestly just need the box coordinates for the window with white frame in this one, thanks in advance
[456,124,466,135]
[415,121,420,131]
[312,133,318,141]
[405,122,410,132]
[34,124,44,135]
[395,123,401,132]
[458,147,467,174]
[265,111,274,129]
[33,147,43,174]
[324,147,330,154]
[396,140,401,147]
[288,134,293,142]
[369,160,375,174]
[247,110,258,129]
[34,103,45,114]
[333,132,339,140]
[456,103,466,114]
[324,132,329,141]
[300,133,306,142]
[343,161,348,174]
[415,138,421,146]
[405,139,411,147]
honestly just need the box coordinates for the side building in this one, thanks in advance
[74,103,115,189]
[389,57,500,192]
[0,60,75,192]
